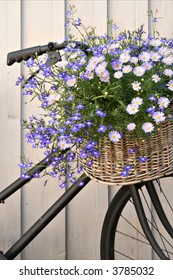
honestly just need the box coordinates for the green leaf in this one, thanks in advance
[117,100,126,110]
[91,95,106,100]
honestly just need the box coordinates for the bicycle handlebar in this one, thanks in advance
[7,41,67,66]
[7,41,89,66]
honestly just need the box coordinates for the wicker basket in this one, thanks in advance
[78,120,173,185]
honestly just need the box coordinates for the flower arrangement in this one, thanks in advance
[17,7,173,186]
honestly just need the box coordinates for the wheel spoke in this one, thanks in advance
[121,214,148,241]
[116,230,150,246]
[113,249,134,260]
[140,188,171,258]
[101,181,173,260]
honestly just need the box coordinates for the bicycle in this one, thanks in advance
[0,42,173,260]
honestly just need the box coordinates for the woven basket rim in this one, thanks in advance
[78,120,173,185]
[83,167,173,186]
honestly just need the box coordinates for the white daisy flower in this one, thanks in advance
[86,62,96,71]
[139,51,150,62]
[152,111,166,123]
[162,55,173,65]
[114,71,123,79]
[130,56,138,64]
[89,56,100,65]
[158,97,170,108]
[97,55,105,63]
[131,97,143,106]
[133,66,145,77]
[167,80,173,91]
[126,104,139,115]
[111,60,122,71]
[46,94,57,105]
[58,139,71,150]
[85,71,94,80]
[152,74,161,83]
[149,39,162,47]
[122,65,132,73]
[142,62,153,71]
[66,76,77,87]
[119,51,131,63]
[142,122,154,133]
[163,69,173,77]
[158,46,171,57]
[132,81,141,91]
[127,123,136,131]
[108,130,122,142]
[150,51,161,62]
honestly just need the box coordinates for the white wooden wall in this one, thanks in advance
[0,0,173,260]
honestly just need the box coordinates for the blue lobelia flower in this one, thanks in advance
[95,109,106,117]
[97,125,107,133]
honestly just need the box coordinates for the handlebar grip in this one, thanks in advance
[7,42,67,66]
[7,45,51,66]
[7,41,87,66]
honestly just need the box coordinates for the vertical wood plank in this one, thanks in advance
[108,0,149,31]
[0,0,21,259]
[20,0,66,260]
[148,0,173,37]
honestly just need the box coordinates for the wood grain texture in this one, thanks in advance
[0,0,173,260]
[0,0,21,259]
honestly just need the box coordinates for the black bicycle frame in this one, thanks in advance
[0,154,90,260]
[0,41,92,259]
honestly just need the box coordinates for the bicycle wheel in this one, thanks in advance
[101,179,173,260]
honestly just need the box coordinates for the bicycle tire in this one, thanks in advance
[101,180,173,260]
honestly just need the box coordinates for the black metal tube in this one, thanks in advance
[129,184,169,260]
[0,149,69,203]
[4,173,90,260]
[146,181,173,238]
[0,155,51,203]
